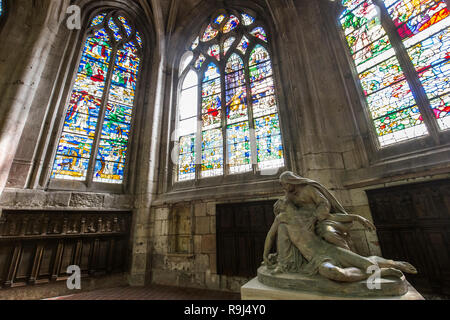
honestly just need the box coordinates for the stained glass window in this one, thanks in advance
[178,70,198,181]
[340,0,450,146]
[51,11,143,184]
[0,0,4,18]
[176,11,285,181]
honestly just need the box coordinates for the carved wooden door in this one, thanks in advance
[216,200,276,278]
[367,180,450,296]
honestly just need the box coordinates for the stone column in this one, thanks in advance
[127,0,167,286]
[0,0,70,195]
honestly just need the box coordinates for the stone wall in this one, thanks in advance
[0,190,134,211]
[0,0,449,296]
[150,202,253,292]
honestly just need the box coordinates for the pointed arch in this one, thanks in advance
[175,10,285,182]
[51,10,145,185]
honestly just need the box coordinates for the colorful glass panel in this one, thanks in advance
[250,27,268,42]
[95,36,141,184]
[52,156,90,181]
[223,37,236,56]
[223,15,240,33]
[418,59,450,99]
[227,122,252,173]
[359,56,405,95]
[207,45,221,61]
[136,31,143,48]
[51,29,111,182]
[91,14,106,27]
[387,0,449,40]
[84,38,111,63]
[226,86,248,124]
[342,0,367,11]
[53,12,143,184]
[195,54,206,70]
[179,152,196,181]
[56,133,94,160]
[191,36,200,50]
[202,129,223,177]
[109,18,123,42]
[177,12,285,180]
[203,62,220,80]
[202,78,221,97]
[225,70,245,88]
[118,16,133,37]
[249,60,273,82]
[214,14,227,25]
[226,53,248,126]
[407,27,450,71]
[374,106,427,145]
[254,114,284,170]
[241,13,255,26]
[91,29,111,47]
[202,94,221,114]
[201,62,222,154]
[105,102,133,124]
[366,80,417,118]
[237,36,250,54]
[340,0,428,146]
[93,160,125,184]
[201,24,219,42]
[202,109,222,129]
[430,93,450,129]
[226,53,244,73]
[341,1,395,73]
[253,94,277,119]
[249,45,270,65]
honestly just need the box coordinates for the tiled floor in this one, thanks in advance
[46,284,241,300]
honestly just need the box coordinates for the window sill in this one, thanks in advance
[154,174,285,206]
[48,179,125,194]
[343,142,450,189]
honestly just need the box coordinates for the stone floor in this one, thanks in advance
[45,284,242,300]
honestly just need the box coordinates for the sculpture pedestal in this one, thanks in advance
[241,278,424,300]
[241,278,425,300]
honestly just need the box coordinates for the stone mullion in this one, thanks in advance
[195,68,202,182]
[244,54,258,174]
[220,58,228,176]
[374,0,441,144]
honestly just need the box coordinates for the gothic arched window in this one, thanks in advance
[51,11,144,184]
[340,0,450,147]
[177,11,285,182]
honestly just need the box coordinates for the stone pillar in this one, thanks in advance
[0,0,70,195]
[127,0,167,284]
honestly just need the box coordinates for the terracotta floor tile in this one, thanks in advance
[49,284,241,301]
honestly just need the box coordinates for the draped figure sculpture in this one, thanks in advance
[262,172,418,284]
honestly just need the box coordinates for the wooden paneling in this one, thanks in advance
[367,179,450,295]
[0,211,131,289]
[216,201,276,278]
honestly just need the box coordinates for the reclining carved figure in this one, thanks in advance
[263,171,417,283]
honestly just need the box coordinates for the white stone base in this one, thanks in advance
[241,278,425,300]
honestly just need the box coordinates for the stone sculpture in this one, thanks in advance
[259,171,418,297]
